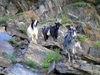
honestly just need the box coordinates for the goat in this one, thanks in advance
[42,22,61,41]
[27,20,39,43]
[62,26,77,62]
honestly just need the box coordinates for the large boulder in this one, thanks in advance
[6,63,39,75]
[24,42,54,65]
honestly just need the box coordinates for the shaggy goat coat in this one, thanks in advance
[27,20,38,43]
[42,22,60,41]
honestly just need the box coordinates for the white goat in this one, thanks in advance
[27,20,39,43]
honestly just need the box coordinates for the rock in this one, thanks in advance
[6,63,39,75]
[0,32,11,41]
[0,57,12,68]
[47,61,56,74]
[0,40,14,56]
[56,62,100,75]
[24,42,54,65]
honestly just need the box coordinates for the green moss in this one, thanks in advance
[42,49,60,68]
[68,1,90,7]
[19,28,26,34]
[77,35,86,43]
[61,17,72,24]
[94,42,100,47]
[8,54,17,63]
[0,16,8,24]
[25,60,37,68]
[7,14,15,20]
[40,19,56,25]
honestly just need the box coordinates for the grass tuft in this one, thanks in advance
[42,48,60,68]
[25,60,37,68]
[19,28,26,34]
[0,16,8,24]
[61,17,72,24]
[94,42,100,47]
[77,35,86,43]
[68,1,90,7]
[8,54,17,63]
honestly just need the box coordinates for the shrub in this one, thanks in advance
[77,35,86,43]
[42,48,60,68]
[68,1,90,7]
[94,42,100,47]
[0,16,8,24]
[19,28,26,34]
[61,17,72,24]
[25,60,37,68]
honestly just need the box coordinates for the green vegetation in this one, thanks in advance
[68,1,90,7]
[95,0,100,3]
[94,42,100,47]
[8,54,17,63]
[16,12,24,16]
[7,14,15,20]
[19,28,27,34]
[40,19,56,25]
[0,16,8,24]
[77,35,86,43]
[25,60,37,68]
[22,19,27,23]
[9,37,23,45]
[42,48,60,68]
[61,17,72,24]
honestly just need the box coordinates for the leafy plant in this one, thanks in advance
[94,42,100,47]
[0,16,8,24]
[61,17,72,24]
[68,1,90,7]
[8,54,17,63]
[77,35,86,43]
[19,28,26,34]
[42,48,60,68]
[25,60,37,68]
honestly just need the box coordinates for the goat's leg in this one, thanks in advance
[68,52,71,62]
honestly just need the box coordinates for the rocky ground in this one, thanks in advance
[0,0,100,75]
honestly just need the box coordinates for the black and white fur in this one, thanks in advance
[42,22,61,41]
[27,20,39,43]
[62,26,77,62]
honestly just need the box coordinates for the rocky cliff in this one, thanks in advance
[0,0,100,75]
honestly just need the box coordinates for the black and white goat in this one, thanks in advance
[62,26,77,62]
[27,20,39,43]
[42,22,61,41]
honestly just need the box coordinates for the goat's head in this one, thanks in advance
[69,26,77,38]
[55,22,61,29]
[32,20,39,27]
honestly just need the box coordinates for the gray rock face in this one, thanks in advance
[6,63,39,75]
[24,42,54,65]
[56,62,100,75]
[0,40,14,55]
[0,32,11,41]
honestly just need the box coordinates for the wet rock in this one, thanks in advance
[6,63,39,75]
[24,42,54,65]
[0,40,14,55]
